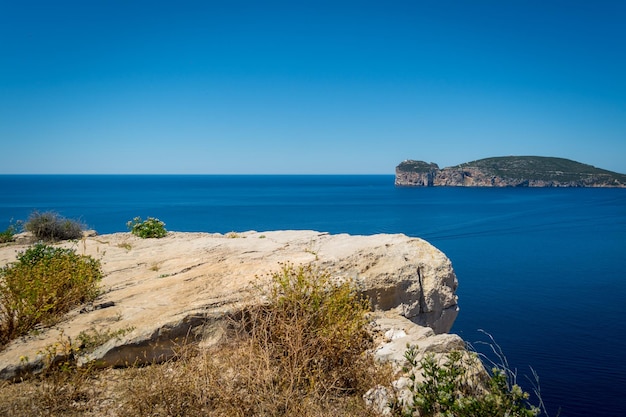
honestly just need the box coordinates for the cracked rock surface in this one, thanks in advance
[0,230,459,380]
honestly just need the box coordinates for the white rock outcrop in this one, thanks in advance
[0,230,459,380]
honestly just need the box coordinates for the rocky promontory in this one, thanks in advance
[395,156,626,187]
[0,230,461,380]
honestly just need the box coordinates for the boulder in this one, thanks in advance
[0,230,459,380]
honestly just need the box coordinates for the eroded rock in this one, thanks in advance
[0,230,459,380]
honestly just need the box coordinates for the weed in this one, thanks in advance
[304,248,319,260]
[77,326,135,353]
[117,242,132,251]
[23,211,84,241]
[0,243,102,347]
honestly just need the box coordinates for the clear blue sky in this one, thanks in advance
[1,0,625,174]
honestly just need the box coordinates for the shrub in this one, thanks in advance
[0,243,102,346]
[0,221,21,244]
[126,216,167,238]
[117,263,388,416]
[244,263,374,397]
[391,345,541,417]
[23,211,84,241]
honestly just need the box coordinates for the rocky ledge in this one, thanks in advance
[396,156,626,187]
[0,230,461,380]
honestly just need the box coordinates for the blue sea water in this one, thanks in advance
[1,175,625,416]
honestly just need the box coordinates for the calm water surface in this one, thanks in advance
[1,175,625,416]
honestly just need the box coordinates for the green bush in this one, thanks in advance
[0,243,102,347]
[391,345,541,417]
[126,216,167,239]
[23,211,84,241]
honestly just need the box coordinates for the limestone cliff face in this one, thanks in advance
[431,167,524,187]
[394,161,439,186]
[0,230,460,380]
[396,156,626,187]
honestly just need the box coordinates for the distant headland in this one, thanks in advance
[395,156,626,187]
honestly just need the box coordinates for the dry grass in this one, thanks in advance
[0,263,394,417]
[0,367,116,417]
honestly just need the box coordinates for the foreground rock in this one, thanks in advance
[0,230,459,380]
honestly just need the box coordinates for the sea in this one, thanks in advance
[1,174,625,416]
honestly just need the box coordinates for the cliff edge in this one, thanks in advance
[0,230,460,380]
[395,156,626,187]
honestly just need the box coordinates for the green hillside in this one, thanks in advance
[396,160,439,173]
[452,156,626,183]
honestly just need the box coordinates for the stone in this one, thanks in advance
[0,230,459,380]
[370,313,465,366]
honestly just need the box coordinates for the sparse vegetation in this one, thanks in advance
[126,216,167,239]
[77,326,135,354]
[0,262,547,417]
[454,156,626,183]
[23,211,84,241]
[118,263,386,416]
[116,242,132,251]
[0,243,102,347]
[396,160,439,173]
[0,221,21,244]
[390,345,540,417]
[0,363,103,417]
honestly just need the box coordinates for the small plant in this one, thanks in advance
[391,345,541,417]
[0,243,102,347]
[77,326,134,353]
[0,220,21,243]
[117,242,132,251]
[23,211,84,241]
[37,330,82,373]
[126,216,167,239]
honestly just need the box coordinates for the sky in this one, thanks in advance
[1,0,625,174]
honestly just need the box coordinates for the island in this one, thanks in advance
[395,156,626,187]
